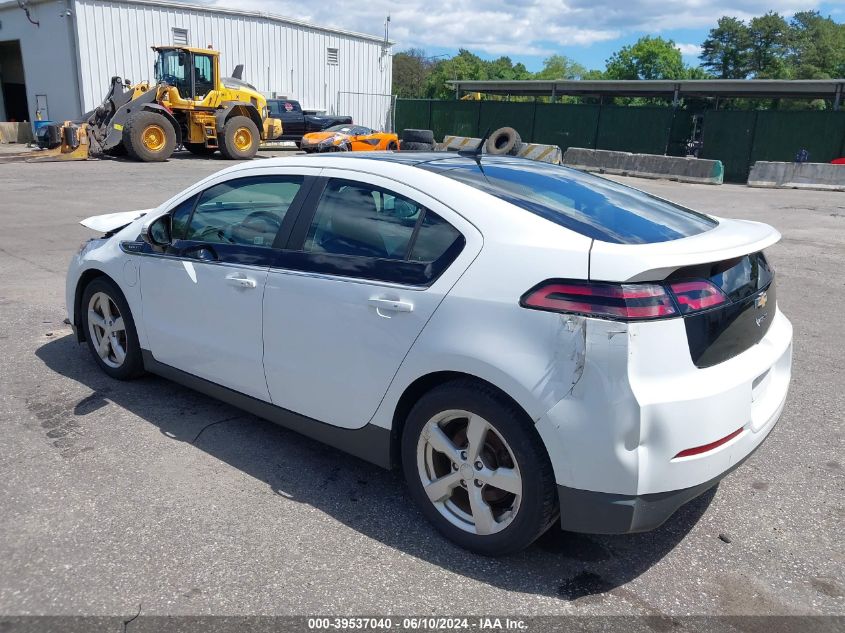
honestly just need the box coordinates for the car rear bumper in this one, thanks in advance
[536,306,792,534]
[556,388,783,533]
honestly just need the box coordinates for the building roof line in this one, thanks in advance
[0,0,395,45]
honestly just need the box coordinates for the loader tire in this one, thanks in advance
[219,116,260,160]
[185,143,217,157]
[123,111,176,162]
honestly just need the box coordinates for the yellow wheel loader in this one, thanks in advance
[32,46,282,162]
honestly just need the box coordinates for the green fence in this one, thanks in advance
[395,99,845,182]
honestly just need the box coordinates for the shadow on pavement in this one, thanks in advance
[36,334,714,602]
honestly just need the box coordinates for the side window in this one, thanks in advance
[302,179,423,260]
[169,194,197,240]
[193,54,214,98]
[409,211,463,262]
[185,176,303,247]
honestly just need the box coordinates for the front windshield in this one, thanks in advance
[326,125,354,133]
[154,50,190,95]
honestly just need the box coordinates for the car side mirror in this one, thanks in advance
[141,215,172,247]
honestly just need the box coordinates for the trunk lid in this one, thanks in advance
[589,218,780,368]
[588,217,780,283]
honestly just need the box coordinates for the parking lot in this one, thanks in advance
[0,152,843,618]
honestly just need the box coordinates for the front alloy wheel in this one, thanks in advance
[87,291,127,369]
[81,277,144,380]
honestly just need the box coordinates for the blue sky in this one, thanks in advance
[213,0,845,73]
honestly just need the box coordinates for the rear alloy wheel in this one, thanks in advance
[219,115,260,160]
[419,410,523,535]
[122,111,177,162]
[402,381,558,555]
[81,278,144,380]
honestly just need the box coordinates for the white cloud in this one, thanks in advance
[203,0,823,56]
[676,43,703,57]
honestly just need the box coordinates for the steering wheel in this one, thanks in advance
[241,210,282,231]
[196,225,234,243]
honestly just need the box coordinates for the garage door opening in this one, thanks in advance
[0,40,29,121]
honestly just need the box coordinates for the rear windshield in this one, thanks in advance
[668,251,773,302]
[268,100,302,115]
[420,158,717,244]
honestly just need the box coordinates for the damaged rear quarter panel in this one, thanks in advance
[536,318,641,495]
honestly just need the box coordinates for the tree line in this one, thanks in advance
[393,10,845,101]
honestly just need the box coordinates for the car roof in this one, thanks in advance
[221,152,569,184]
[269,152,548,168]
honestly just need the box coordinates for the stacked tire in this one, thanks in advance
[485,127,522,156]
[400,128,435,151]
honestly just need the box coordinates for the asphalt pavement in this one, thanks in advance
[0,151,842,619]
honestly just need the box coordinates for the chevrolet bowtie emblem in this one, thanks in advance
[755,291,768,309]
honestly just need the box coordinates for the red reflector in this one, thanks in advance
[674,427,744,459]
[668,280,728,314]
[521,281,676,321]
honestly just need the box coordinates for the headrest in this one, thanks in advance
[324,187,387,257]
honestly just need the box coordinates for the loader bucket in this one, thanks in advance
[23,123,91,163]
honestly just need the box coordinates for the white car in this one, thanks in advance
[66,153,792,555]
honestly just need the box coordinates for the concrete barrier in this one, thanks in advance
[0,122,34,144]
[437,135,563,164]
[563,147,724,185]
[748,161,845,192]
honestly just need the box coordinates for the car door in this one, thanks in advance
[262,170,482,428]
[277,101,305,139]
[139,173,311,400]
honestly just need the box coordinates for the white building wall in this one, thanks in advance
[0,1,80,122]
[73,0,394,129]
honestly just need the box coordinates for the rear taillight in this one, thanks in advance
[521,281,677,321]
[521,278,730,321]
[668,280,728,314]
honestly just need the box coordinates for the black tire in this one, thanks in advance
[402,129,434,145]
[401,379,558,556]
[80,277,145,381]
[402,128,435,144]
[486,127,522,156]
[400,141,433,151]
[122,111,177,162]
[218,115,260,160]
[387,140,399,151]
[184,142,217,156]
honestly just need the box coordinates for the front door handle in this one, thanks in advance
[225,273,257,289]
[368,297,414,317]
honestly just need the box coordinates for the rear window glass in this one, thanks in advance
[420,158,717,244]
[668,251,773,302]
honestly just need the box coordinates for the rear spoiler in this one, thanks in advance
[590,218,782,282]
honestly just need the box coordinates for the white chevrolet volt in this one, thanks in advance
[66,153,792,555]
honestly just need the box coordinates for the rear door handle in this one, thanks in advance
[368,297,414,317]
[225,273,257,289]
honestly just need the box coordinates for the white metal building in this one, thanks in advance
[0,0,394,130]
